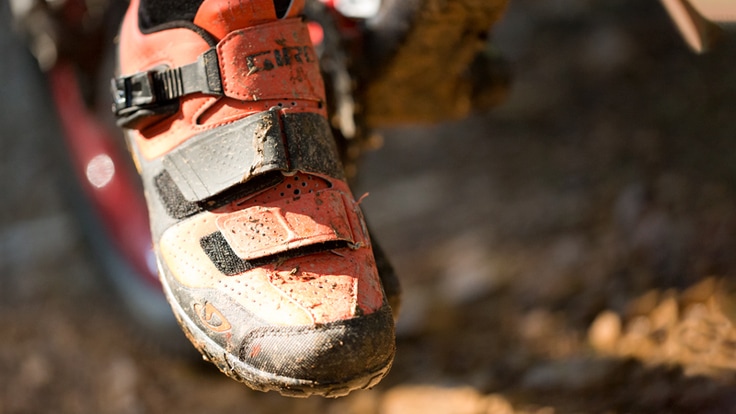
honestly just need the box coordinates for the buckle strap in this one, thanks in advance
[111,48,223,128]
[112,18,325,129]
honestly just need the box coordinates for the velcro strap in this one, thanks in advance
[215,188,358,261]
[162,110,288,202]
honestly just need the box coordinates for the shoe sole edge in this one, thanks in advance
[157,260,394,398]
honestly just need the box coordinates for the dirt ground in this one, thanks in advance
[4,0,736,413]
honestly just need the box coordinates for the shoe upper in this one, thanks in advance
[113,0,394,393]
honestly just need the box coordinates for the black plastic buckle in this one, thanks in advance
[111,71,159,113]
[111,49,223,128]
[111,69,181,129]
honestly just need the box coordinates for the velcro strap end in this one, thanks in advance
[215,189,359,261]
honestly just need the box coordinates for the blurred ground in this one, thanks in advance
[4,0,736,413]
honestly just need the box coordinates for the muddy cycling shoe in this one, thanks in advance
[112,0,396,397]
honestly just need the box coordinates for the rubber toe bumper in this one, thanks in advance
[239,305,396,388]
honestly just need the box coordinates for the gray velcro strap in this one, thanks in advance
[162,110,288,202]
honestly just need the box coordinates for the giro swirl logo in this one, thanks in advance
[193,302,232,333]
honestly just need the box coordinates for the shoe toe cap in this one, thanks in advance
[238,305,395,387]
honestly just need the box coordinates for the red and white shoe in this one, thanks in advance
[112,0,395,397]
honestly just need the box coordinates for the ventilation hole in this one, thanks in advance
[294,189,300,195]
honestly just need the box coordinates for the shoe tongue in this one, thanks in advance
[193,0,302,40]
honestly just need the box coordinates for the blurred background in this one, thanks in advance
[4,0,736,412]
